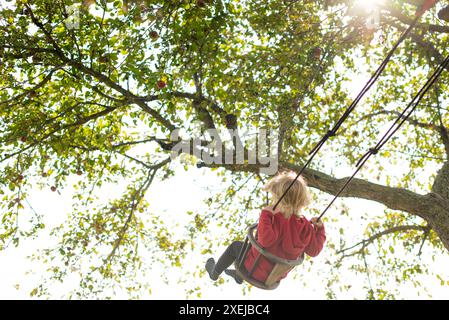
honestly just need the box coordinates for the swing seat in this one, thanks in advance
[438,5,449,22]
[233,223,305,290]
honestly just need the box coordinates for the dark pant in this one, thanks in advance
[214,241,243,275]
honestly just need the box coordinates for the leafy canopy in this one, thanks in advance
[1,0,449,298]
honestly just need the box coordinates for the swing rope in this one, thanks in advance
[317,53,449,221]
[272,15,422,212]
[233,1,440,289]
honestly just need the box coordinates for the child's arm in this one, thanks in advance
[256,208,280,248]
[304,218,326,257]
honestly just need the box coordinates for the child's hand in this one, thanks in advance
[310,217,324,229]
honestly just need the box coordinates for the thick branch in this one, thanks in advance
[185,145,449,220]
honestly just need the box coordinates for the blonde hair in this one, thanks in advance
[263,171,311,218]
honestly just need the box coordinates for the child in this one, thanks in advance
[205,171,326,284]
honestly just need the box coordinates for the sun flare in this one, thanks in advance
[354,0,385,11]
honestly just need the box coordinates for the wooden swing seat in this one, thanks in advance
[233,223,304,290]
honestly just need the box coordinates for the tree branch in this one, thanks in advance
[24,5,176,131]
[381,4,449,34]
[337,225,430,257]
[0,103,122,163]
[193,157,449,220]
[349,109,448,133]
[0,67,61,106]
[104,168,159,263]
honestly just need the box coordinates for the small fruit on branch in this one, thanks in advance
[156,80,167,89]
[150,31,159,40]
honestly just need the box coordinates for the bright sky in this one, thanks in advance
[1,162,449,300]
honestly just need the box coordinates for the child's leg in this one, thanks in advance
[206,241,243,280]
[215,241,243,274]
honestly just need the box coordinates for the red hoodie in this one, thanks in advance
[244,209,326,282]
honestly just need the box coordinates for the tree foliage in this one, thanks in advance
[1,0,449,298]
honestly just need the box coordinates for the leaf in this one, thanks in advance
[30,288,38,297]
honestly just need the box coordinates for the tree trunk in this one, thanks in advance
[433,161,449,200]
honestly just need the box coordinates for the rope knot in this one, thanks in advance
[369,147,379,155]
[326,130,336,138]
[356,147,379,168]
